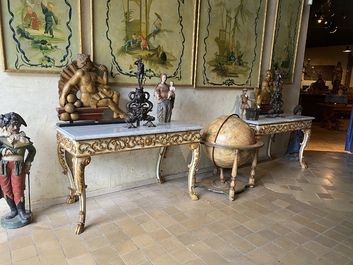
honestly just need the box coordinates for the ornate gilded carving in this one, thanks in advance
[73,131,201,156]
[73,156,91,195]
[57,144,68,175]
[76,210,85,234]
[57,132,77,154]
[249,120,312,135]
[188,143,201,201]
[67,187,78,204]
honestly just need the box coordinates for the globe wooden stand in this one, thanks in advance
[199,141,263,200]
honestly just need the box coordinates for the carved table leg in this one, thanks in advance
[72,156,91,234]
[267,134,275,158]
[229,150,239,201]
[156,147,167,184]
[249,149,258,187]
[188,143,200,201]
[299,128,311,169]
[57,144,78,204]
[219,168,225,183]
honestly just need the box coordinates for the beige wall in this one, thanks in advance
[0,1,311,206]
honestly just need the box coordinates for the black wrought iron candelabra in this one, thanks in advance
[268,70,285,118]
[124,58,155,128]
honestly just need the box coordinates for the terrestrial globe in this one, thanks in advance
[202,114,256,168]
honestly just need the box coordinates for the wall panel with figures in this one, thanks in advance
[0,0,82,72]
[0,0,305,89]
[91,0,197,86]
[270,0,304,83]
[194,0,268,88]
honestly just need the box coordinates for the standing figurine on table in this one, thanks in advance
[135,57,145,88]
[0,112,36,226]
[240,88,252,117]
[154,74,175,123]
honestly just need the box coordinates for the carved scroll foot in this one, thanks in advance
[156,147,167,184]
[75,210,85,234]
[71,157,90,235]
[299,128,311,169]
[188,143,200,201]
[75,223,85,234]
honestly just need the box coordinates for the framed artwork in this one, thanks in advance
[303,65,334,81]
[91,0,197,86]
[0,0,82,73]
[270,0,304,83]
[194,0,268,88]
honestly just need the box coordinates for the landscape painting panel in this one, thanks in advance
[92,0,196,86]
[195,0,267,88]
[270,0,304,83]
[0,0,81,72]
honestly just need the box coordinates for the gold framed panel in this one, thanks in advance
[270,0,304,83]
[0,0,82,73]
[303,64,334,81]
[194,0,268,88]
[91,0,197,86]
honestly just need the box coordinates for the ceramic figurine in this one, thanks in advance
[0,112,36,228]
[240,88,251,117]
[154,74,175,123]
[59,54,126,121]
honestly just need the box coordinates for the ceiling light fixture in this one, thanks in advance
[318,15,324,23]
[315,11,324,23]
[325,21,337,33]
[343,46,352,53]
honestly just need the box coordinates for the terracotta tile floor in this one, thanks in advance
[0,122,353,265]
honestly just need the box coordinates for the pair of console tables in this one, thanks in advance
[55,115,314,234]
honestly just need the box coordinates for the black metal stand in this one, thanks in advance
[124,58,155,128]
[267,70,285,118]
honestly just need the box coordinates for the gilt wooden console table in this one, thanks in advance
[244,115,315,169]
[55,121,202,234]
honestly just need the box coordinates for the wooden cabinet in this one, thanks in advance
[299,93,326,121]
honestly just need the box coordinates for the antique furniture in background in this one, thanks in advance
[299,93,326,121]
[55,122,202,234]
[299,93,353,123]
[318,103,352,130]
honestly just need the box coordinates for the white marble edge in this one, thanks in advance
[243,114,315,125]
[54,121,203,141]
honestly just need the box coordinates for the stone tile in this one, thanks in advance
[1,124,353,265]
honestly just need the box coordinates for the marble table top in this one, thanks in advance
[243,114,315,126]
[55,121,203,141]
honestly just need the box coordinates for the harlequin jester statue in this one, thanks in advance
[0,112,36,226]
